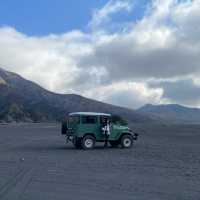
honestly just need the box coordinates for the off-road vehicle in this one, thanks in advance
[61,112,138,150]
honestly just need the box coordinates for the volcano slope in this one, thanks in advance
[0,67,152,124]
[0,123,199,200]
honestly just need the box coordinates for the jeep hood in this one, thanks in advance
[113,124,129,131]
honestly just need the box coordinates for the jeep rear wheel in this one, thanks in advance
[109,140,119,148]
[81,135,95,150]
[121,135,133,148]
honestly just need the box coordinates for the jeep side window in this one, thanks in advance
[68,116,80,124]
[82,116,97,124]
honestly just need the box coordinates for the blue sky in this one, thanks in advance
[0,0,148,35]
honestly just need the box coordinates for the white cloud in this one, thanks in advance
[82,81,163,108]
[173,0,200,42]
[149,78,200,107]
[89,0,134,30]
[1,0,200,108]
[0,27,90,93]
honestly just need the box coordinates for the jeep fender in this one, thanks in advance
[81,133,96,140]
[118,132,133,140]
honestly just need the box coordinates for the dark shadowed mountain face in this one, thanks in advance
[137,104,200,123]
[0,67,152,123]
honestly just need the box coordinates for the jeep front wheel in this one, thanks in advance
[81,135,95,150]
[121,135,133,148]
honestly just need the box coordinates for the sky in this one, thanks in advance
[0,0,200,109]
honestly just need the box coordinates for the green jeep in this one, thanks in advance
[61,112,138,150]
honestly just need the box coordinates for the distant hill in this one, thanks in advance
[0,67,152,123]
[137,104,200,123]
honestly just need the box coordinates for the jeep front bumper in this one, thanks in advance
[132,133,139,140]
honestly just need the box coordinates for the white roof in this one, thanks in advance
[69,112,111,116]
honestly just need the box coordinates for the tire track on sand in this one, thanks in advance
[0,167,30,199]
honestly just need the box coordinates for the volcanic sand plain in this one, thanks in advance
[0,123,200,200]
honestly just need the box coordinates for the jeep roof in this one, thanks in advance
[69,112,111,117]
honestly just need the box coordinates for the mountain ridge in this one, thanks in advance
[0,67,152,123]
[1,67,200,124]
[137,103,200,123]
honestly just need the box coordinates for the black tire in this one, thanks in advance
[81,135,96,150]
[73,137,82,149]
[120,134,133,148]
[109,140,119,148]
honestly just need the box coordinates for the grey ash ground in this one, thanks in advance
[0,123,200,200]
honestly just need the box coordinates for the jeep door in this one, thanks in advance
[81,115,99,137]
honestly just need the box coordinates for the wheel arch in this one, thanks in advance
[119,132,133,140]
[82,133,96,140]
